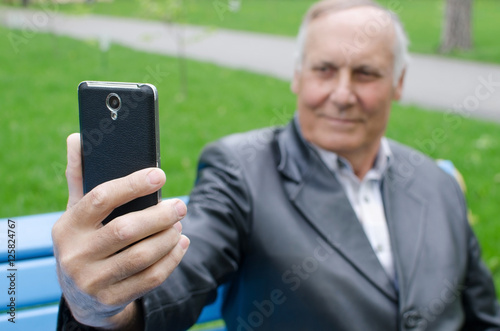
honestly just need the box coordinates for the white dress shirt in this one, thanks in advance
[313,138,395,280]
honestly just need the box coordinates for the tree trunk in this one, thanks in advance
[440,0,473,53]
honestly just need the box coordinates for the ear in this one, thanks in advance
[393,68,406,101]
[291,70,301,95]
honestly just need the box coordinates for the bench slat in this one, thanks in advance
[1,256,61,309]
[0,212,62,262]
[0,303,59,330]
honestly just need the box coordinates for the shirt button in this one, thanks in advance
[403,310,423,328]
[363,195,369,203]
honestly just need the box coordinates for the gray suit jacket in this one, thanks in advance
[140,120,500,330]
[57,120,500,330]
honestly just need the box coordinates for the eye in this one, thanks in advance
[312,64,336,77]
[354,69,380,81]
[358,70,373,76]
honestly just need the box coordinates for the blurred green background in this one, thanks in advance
[0,0,499,298]
[25,0,500,63]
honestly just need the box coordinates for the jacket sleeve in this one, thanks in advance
[461,225,500,329]
[56,141,251,330]
[141,140,252,330]
[57,296,100,331]
[452,174,500,330]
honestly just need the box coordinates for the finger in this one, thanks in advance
[69,168,166,228]
[66,133,84,209]
[95,235,190,307]
[102,224,183,283]
[93,199,187,257]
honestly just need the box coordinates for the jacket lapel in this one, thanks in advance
[275,121,398,301]
[382,148,428,299]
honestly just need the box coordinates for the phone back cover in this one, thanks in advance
[78,82,160,224]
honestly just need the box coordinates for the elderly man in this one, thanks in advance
[54,0,500,330]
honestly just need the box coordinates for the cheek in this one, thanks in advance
[300,80,331,108]
[357,86,392,135]
[358,85,392,117]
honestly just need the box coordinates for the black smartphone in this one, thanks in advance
[78,81,161,225]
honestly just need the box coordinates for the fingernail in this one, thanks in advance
[147,169,162,185]
[179,235,190,250]
[173,221,182,233]
[175,200,187,218]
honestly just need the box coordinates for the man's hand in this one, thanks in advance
[52,133,190,329]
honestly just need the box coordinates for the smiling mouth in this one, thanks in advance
[319,114,363,124]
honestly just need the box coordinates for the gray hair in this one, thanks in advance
[294,0,410,86]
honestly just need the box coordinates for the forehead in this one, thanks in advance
[304,6,396,67]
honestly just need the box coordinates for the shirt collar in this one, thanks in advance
[292,115,393,180]
[311,138,392,181]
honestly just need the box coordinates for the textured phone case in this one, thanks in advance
[78,82,160,225]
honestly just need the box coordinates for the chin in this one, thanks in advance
[310,129,359,151]
[314,138,362,154]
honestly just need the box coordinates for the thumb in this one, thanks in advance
[66,133,84,209]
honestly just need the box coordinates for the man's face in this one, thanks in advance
[292,6,404,157]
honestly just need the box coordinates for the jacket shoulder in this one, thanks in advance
[388,139,446,176]
[199,127,282,164]
[387,139,465,203]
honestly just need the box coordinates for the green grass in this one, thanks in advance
[188,319,226,331]
[12,0,500,64]
[0,25,499,299]
[0,26,296,217]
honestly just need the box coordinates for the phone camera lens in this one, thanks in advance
[106,93,121,112]
[110,96,119,109]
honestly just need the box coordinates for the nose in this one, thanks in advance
[329,71,356,109]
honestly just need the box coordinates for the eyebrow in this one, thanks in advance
[309,60,386,75]
[310,60,380,70]
[353,65,384,75]
[310,60,338,68]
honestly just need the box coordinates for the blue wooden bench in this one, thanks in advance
[0,196,226,331]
